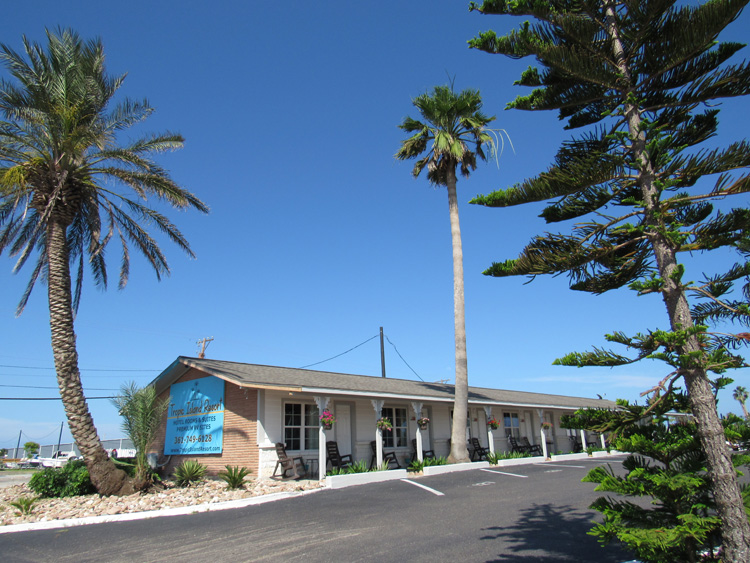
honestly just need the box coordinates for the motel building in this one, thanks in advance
[150,356,616,480]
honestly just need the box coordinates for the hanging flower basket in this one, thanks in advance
[320,409,336,430]
[417,417,429,430]
[376,417,393,431]
[541,422,553,431]
[487,417,501,430]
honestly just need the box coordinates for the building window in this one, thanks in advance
[504,412,520,438]
[380,406,408,448]
[284,403,319,451]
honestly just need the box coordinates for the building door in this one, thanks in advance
[335,404,352,456]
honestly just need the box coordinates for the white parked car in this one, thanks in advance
[39,451,79,468]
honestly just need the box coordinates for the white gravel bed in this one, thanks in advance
[0,477,322,526]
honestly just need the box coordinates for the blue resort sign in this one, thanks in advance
[164,377,225,455]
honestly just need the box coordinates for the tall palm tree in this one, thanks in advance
[733,387,749,419]
[396,85,495,463]
[0,29,208,495]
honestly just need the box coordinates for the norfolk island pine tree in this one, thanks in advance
[0,29,208,495]
[467,0,750,560]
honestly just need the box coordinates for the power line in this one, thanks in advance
[4,428,59,443]
[0,364,158,372]
[299,334,379,369]
[0,384,118,391]
[0,396,115,401]
[384,334,424,381]
[0,373,153,379]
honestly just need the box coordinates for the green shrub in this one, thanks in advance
[326,460,373,476]
[346,460,370,474]
[409,459,425,472]
[485,452,501,465]
[424,456,447,466]
[217,465,251,489]
[486,451,532,465]
[173,459,207,486]
[28,460,94,498]
[410,456,448,471]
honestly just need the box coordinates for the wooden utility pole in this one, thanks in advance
[380,327,386,378]
[197,337,214,359]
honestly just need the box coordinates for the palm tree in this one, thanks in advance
[112,382,169,489]
[733,387,749,419]
[396,85,496,463]
[0,29,208,495]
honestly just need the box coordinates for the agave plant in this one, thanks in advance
[173,460,207,487]
[217,465,251,490]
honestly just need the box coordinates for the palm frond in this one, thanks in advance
[0,28,208,313]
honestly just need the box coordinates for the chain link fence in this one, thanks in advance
[5,439,135,459]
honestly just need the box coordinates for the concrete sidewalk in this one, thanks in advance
[0,472,33,489]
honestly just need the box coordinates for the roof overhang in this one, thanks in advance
[150,357,613,412]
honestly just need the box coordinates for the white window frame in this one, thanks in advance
[503,411,520,439]
[283,402,319,451]
[380,406,408,448]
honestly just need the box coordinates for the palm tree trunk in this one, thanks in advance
[446,167,470,464]
[46,219,134,496]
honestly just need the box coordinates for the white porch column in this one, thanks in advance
[412,402,423,462]
[537,409,548,459]
[314,396,330,480]
[600,433,607,449]
[483,406,495,454]
[371,399,385,468]
[580,428,588,451]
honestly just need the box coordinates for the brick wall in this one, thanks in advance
[151,368,258,476]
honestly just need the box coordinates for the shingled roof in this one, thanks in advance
[152,356,615,412]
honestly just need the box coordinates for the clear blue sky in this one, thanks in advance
[1,1,749,449]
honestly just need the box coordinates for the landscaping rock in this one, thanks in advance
[0,478,322,526]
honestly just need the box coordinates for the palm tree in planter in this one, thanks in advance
[396,85,498,463]
[733,386,749,419]
[0,29,208,495]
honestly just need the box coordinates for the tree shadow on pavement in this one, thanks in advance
[480,503,632,562]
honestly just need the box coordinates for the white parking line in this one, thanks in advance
[480,469,528,478]
[399,479,445,496]
[536,463,586,468]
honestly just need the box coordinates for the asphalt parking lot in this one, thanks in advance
[2,456,633,562]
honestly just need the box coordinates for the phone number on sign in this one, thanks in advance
[173,434,213,444]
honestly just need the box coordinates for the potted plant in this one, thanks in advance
[487,417,501,430]
[541,421,553,431]
[320,409,336,430]
[376,417,393,431]
[417,417,429,430]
